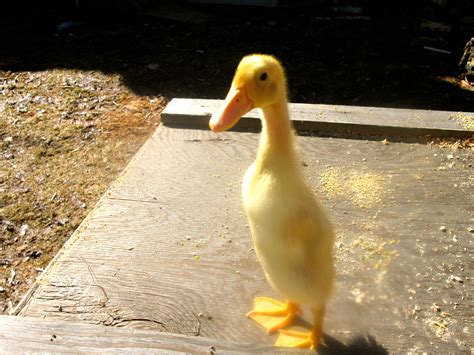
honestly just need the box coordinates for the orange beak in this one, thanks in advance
[209,85,254,132]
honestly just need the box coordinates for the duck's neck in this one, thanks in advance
[256,99,296,166]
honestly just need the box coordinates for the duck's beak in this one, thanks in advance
[209,85,253,132]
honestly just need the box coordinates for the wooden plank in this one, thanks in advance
[161,98,474,137]
[0,315,297,353]
[16,126,473,353]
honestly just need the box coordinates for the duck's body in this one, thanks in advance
[209,54,335,349]
[242,105,334,310]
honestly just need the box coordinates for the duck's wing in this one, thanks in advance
[287,208,334,277]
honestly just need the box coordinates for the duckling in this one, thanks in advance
[209,54,335,350]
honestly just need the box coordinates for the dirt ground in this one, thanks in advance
[1,3,473,314]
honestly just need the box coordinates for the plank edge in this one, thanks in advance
[161,98,474,138]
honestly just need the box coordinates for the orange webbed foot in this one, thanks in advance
[246,297,301,334]
[275,329,318,350]
[275,306,325,350]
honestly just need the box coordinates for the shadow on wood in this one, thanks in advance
[321,333,388,355]
[287,317,388,354]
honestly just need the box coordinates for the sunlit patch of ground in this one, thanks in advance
[0,69,165,313]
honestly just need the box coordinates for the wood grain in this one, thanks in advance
[0,315,300,353]
[161,98,474,137]
[16,125,473,353]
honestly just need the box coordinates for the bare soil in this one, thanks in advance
[1,4,473,314]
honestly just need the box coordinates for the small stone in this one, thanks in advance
[57,218,68,226]
[439,226,447,232]
[19,224,29,236]
[446,154,454,160]
[17,105,28,113]
[447,275,463,283]
[468,227,474,233]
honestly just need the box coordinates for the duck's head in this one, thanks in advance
[209,54,287,132]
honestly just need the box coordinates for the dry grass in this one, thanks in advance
[428,136,474,150]
[449,112,474,131]
[0,69,165,313]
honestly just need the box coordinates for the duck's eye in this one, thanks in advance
[259,72,268,82]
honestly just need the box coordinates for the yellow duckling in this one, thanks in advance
[209,54,335,350]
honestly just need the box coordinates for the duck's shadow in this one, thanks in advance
[320,333,388,355]
[292,318,388,354]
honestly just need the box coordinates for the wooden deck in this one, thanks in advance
[4,100,473,353]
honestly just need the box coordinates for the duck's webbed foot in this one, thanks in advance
[246,297,301,334]
[275,306,325,350]
[275,329,317,349]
